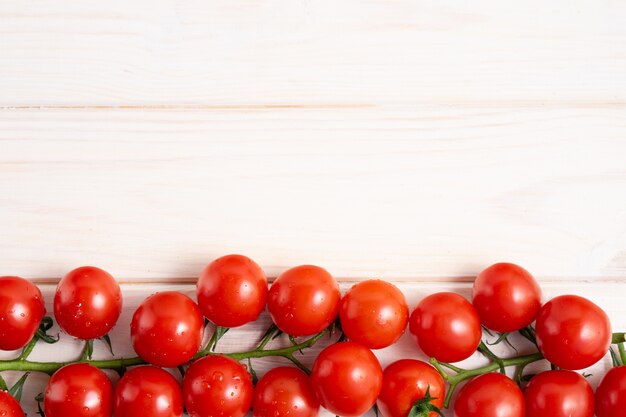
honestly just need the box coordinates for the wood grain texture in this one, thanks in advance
[1,108,626,281]
[0,0,625,107]
[1,281,625,417]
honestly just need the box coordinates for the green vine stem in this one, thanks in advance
[0,326,328,376]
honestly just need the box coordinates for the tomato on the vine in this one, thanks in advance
[472,262,542,332]
[54,266,122,340]
[454,373,524,417]
[535,294,611,370]
[409,292,481,363]
[268,265,340,336]
[44,363,113,417]
[253,367,319,417]
[596,366,626,417]
[131,291,204,367]
[197,254,267,328]
[115,366,183,417]
[311,341,382,417]
[524,370,594,417]
[0,276,45,351]
[183,355,253,417]
[376,359,445,417]
[339,280,408,349]
[0,391,24,417]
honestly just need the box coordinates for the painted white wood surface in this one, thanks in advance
[0,281,625,417]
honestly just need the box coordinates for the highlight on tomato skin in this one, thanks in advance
[268,265,341,337]
[524,370,594,417]
[311,341,383,417]
[339,279,409,349]
[115,366,184,417]
[454,372,525,417]
[472,262,542,333]
[197,254,268,328]
[252,367,319,417]
[131,291,204,368]
[376,359,445,417]
[54,266,123,340]
[0,275,46,351]
[183,355,253,417]
[535,294,612,370]
[409,292,482,363]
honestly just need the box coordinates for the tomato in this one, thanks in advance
[311,341,382,417]
[524,370,594,417]
[535,294,611,370]
[253,367,318,417]
[409,292,481,363]
[131,291,203,367]
[454,373,524,417]
[376,359,445,417]
[197,254,267,328]
[115,366,183,417]
[54,266,122,340]
[472,262,542,332]
[0,391,24,417]
[183,355,253,417]
[0,276,45,351]
[595,366,626,417]
[268,265,340,336]
[44,363,113,417]
[339,280,408,349]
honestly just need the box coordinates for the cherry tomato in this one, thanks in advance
[131,291,203,367]
[376,359,445,417]
[454,373,524,417]
[524,370,594,417]
[54,266,122,340]
[183,355,253,417]
[535,294,611,370]
[339,280,408,349]
[268,265,340,336]
[0,276,45,351]
[311,341,382,417]
[253,367,318,417]
[472,262,542,332]
[409,292,481,363]
[44,363,113,417]
[197,254,267,328]
[0,391,24,417]
[595,365,626,417]
[115,366,183,417]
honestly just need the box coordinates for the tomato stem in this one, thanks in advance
[619,343,626,367]
[18,335,39,361]
[0,373,7,391]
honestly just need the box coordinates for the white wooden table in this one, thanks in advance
[1,1,626,415]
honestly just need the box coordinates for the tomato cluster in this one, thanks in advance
[0,258,624,417]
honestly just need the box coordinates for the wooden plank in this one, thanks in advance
[0,0,625,106]
[1,108,626,281]
[1,281,625,416]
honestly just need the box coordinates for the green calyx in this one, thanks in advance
[407,387,445,417]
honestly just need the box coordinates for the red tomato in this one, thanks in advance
[454,373,524,417]
[44,363,113,417]
[54,266,122,340]
[115,366,183,417]
[409,292,481,363]
[311,341,382,417]
[595,366,626,417]
[524,370,594,417]
[131,291,203,367]
[535,295,611,370]
[0,391,24,417]
[268,265,340,336]
[376,359,445,417]
[472,262,542,332]
[0,276,45,351]
[339,280,409,349]
[197,254,267,328]
[253,367,319,417]
[183,355,253,417]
